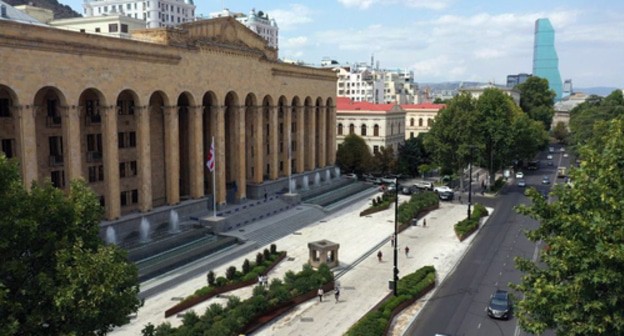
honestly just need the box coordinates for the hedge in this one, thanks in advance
[360,193,396,216]
[454,203,488,241]
[345,265,436,336]
[397,192,439,231]
[164,248,286,318]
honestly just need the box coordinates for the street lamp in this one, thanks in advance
[467,146,475,220]
[393,178,399,296]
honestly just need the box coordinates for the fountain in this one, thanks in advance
[335,167,341,178]
[139,217,151,243]
[325,169,331,182]
[314,172,321,186]
[169,209,180,234]
[105,226,117,245]
[289,179,297,193]
[302,175,309,190]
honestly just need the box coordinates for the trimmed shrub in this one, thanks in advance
[207,270,216,286]
[256,252,264,265]
[215,276,227,287]
[270,244,277,254]
[454,203,488,241]
[242,259,251,274]
[226,266,237,281]
[263,248,271,260]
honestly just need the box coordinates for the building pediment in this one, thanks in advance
[132,16,277,60]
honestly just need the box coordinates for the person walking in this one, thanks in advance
[334,287,340,302]
[317,287,324,302]
[390,234,395,247]
[405,246,410,257]
[377,250,383,262]
[423,218,427,227]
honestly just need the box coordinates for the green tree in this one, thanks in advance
[397,136,429,177]
[336,133,373,175]
[551,121,569,144]
[516,76,556,130]
[473,88,519,187]
[569,90,624,148]
[424,92,478,189]
[371,145,395,175]
[0,154,141,335]
[513,118,624,335]
[509,113,549,164]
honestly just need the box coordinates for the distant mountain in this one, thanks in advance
[419,81,489,90]
[574,87,620,97]
[5,0,81,19]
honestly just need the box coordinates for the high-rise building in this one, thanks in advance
[209,8,278,49]
[83,0,196,28]
[533,18,563,101]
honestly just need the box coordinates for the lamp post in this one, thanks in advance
[393,178,399,296]
[468,146,475,220]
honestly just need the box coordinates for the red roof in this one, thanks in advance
[401,103,446,110]
[336,97,399,112]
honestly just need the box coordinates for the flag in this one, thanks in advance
[206,138,215,172]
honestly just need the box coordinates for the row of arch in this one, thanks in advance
[0,84,336,219]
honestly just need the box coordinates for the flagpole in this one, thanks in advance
[288,126,292,194]
[212,136,217,218]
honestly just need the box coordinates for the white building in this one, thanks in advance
[82,0,195,28]
[383,69,420,104]
[209,8,278,49]
[336,97,405,156]
[50,14,146,38]
[402,103,446,139]
[460,84,521,106]
[335,64,384,104]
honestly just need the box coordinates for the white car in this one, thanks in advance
[515,171,524,179]
[546,154,553,160]
[434,185,453,193]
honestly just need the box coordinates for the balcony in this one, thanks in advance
[46,116,62,128]
[87,151,102,163]
[49,155,64,167]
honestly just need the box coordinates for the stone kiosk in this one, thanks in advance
[308,239,340,269]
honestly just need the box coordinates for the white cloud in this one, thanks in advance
[337,0,451,10]
[337,0,376,9]
[269,4,313,30]
[284,36,309,48]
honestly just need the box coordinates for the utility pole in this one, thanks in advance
[393,178,399,296]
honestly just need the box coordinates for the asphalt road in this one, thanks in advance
[406,148,571,336]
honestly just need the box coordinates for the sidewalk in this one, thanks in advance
[110,193,489,336]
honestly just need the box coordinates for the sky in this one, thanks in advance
[63,0,624,88]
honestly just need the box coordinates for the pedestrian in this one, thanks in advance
[458,193,462,204]
[264,189,268,201]
[317,287,324,302]
[405,246,410,257]
[334,287,340,302]
[377,250,383,262]
[423,218,427,227]
[390,234,395,247]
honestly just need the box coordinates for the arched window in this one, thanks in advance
[338,123,343,135]
[418,118,423,127]
[390,123,394,135]
[374,124,379,136]
[349,124,355,134]
[410,118,415,126]
[361,124,367,136]
[398,122,401,133]
[428,118,433,127]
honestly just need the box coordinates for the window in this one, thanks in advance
[88,165,104,182]
[121,24,128,33]
[349,124,355,135]
[0,98,10,117]
[51,170,65,188]
[410,132,414,138]
[80,29,86,33]
[95,27,100,32]
[373,145,379,154]
[418,118,423,127]
[1,138,15,158]
[337,123,343,135]
[129,132,136,147]
[126,3,131,9]
[109,23,118,32]
[361,124,367,136]
[428,118,433,127]
[118,132,125,148]
[373,124,379,136]
[410,118,414,127]
[390,124,394,135]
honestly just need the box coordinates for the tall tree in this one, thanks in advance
[551,121,569,144]
[0,155,141,335]
[371,145,396,175]
[473,88,519,187]
[397,135,430,177]
[335,134,373,175]
[569,90,624,148]
[509,113,549,163]
[516,76,556,130]
[514,117,624,335]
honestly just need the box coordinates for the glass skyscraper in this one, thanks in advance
[533,18,562,101]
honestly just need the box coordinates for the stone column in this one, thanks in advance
[234,105,246,200]
[164,105,180,205]
[136,106,152,212]
[318,105,327,168]
[63,105,82,183]
[269,105,279,180]
[211,105,226,205]
[295,105,305,173]
[282,105,292,177]
[253,105,263,184]
[305,105,316,171]
[16,105,38,188]
[101,105,120,220]
[328,105,337,165]
[188,105,204,199]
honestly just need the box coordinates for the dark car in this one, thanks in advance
[487,290,512,320]
[542,175,550,184]
[438,190,454,201]
[401,185,418,195]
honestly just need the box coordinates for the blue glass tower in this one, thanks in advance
[533,18,562,101]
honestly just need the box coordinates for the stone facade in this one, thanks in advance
[0,17,336,221]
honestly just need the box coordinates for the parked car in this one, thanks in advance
[434,185,453,194]
[438,190,454,201]
[546,154,553,160]
[542,176,550,184]
[345,173,357,179]
[487,290,512,320]
[414,180,434,190]
[549,146,555,153]
[547,160,554,166]
[401,185,418,195]
[517,179,526,187]
[381,176,397,184]
[515,171,524,179]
